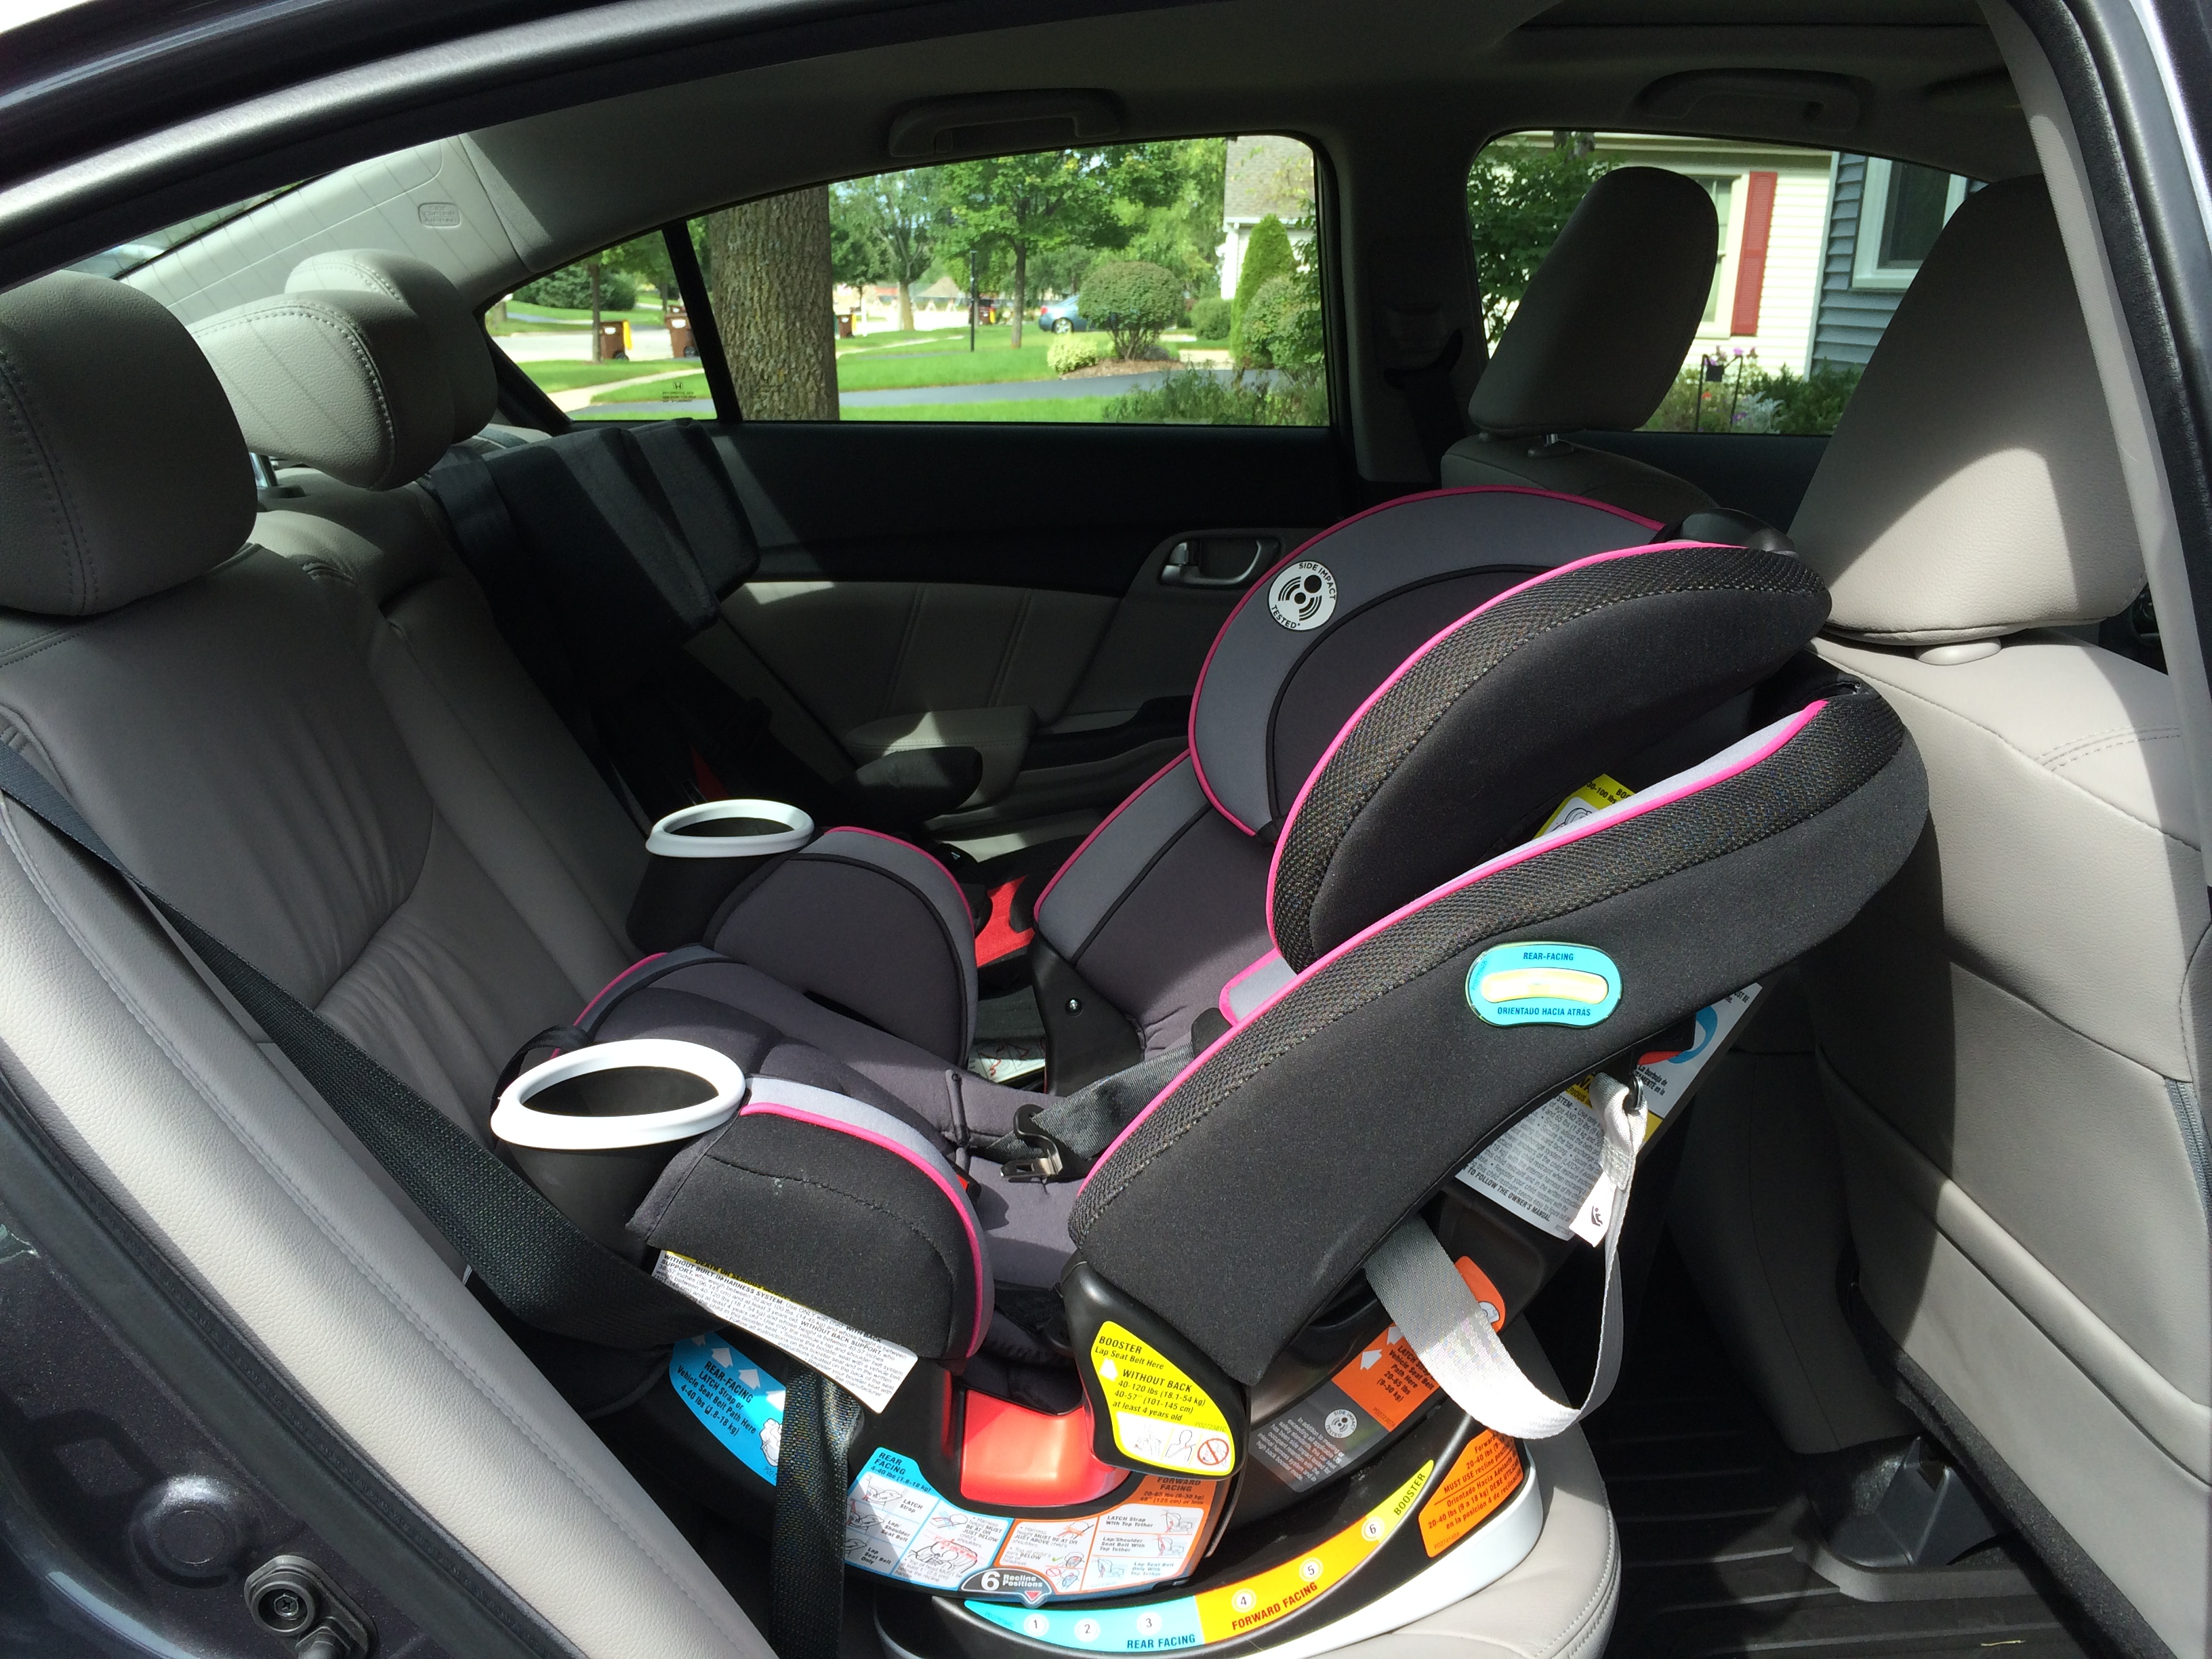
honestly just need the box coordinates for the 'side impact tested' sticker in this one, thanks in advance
[845,1448,1215,1601]
[1466,943,1621,1029]
[1090,1322,1236,1476]
[1266,561,1338,632]
[654,1250,916,1412]
[669,1334,785,1484]
[966,1460,1433,1652]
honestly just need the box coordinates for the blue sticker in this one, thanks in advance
[1466,943,1621,1027]
[968,1595,1208,1651]
[669,1334,784,1484]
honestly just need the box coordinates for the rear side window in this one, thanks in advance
[1467,132,1975,434]
[496,136,1332,427]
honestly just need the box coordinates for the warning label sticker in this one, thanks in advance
[1418,1432,1524,1557]
[1537,773,1635,835]
[846,1450,1212,1601]
[655,1251,916,1413]
[1090,1322,1235,1475]
[668,1334,785,1486]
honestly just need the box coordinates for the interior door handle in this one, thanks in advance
[1161,535,1279,588]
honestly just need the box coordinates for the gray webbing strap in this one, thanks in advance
[1366,1073,1646,1439]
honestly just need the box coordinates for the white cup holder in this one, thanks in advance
[630,800,817,953]
[645,798,814,859]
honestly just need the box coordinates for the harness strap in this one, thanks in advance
[0,740,703,1349]
[1366,1072,1645,1439]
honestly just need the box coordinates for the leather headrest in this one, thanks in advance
[1792,177,2139,643]
[190,289,451,491]
[1469,166,1719,436]
[0,273,252,615]
[288,250,497,442]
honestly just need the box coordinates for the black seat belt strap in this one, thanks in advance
[0,741,703,1350]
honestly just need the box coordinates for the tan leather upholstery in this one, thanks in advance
[289,248,499,441]
[1797,177,2210,1655]
[1443,166,1719,524]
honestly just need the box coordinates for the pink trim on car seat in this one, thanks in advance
[1263,540,1729,947]
[576,952,667,1025]
[1032,749,1192,920]
[741,1092,990,1355]
[823,825,968,916]
[1083,697,1829,1191]
[1187,487,1668,834]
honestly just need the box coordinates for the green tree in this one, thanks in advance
[605,232,676,302]
[1229,213,1295,364]
[1465,134,1613,346]
[1120,138,1229,297]
[934,146,1179,349]
[831,170,939,331]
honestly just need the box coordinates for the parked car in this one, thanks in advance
[1038,293,1089,333]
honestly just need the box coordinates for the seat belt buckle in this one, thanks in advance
[1000,1105,1071,1183]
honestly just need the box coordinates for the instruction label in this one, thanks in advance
[967,1460,1434,1651]
[1538,773,1635,835]
[655,1250,916,1412]
[1418,1432,1523,1557]
[1091,1323,1235,1475]
[845,1449,1212,1602]
[668,1334,785,1485]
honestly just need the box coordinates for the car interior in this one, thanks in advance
[0,3,2204,1659]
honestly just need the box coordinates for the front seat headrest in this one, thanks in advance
[1791,176,2139,644]
[190,288,451,491]
[1469,165,1719,437]
[0,272,252,615]
[287,249,497,443]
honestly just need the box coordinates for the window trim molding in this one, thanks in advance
[1853,156,1969,291]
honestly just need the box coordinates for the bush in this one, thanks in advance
[1079,261,1185,361]
[1047,333,1109,375]
[1240,273,1323,371]
[1189,296,1232,342]
[1229,215,1296,361]
[1643,357,1864,435]
[1105,365,1328,427]
[516,262,637,314]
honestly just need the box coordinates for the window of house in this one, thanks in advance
[497,136,1332,428]
[1467,132,1977,436]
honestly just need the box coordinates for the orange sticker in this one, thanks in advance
[1333,1258,1506,1431]
[1418,1431,1523,1557]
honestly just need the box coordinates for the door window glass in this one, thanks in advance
[510,137,1330,426]
[1467,132,1975,434]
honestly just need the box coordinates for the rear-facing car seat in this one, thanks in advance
[0,268,1927,1659]
[1441,165,1725,527]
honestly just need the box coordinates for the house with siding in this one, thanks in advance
[1219,136,1316,299]
[1808,152,1975,369]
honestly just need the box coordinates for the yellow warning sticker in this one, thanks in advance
[1091,1322,1236,1475]
[1538,773,1635,836]
[1418,1432,1524,1557]
[1193,1460,1432,1641]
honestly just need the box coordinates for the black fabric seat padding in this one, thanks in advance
[1271,546,1830,968]
[1070,687,1925,1382]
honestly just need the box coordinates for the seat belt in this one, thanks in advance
[771,1370,864,1659]
[0,741,705,1351]
[1380,330,1469,477]
[1365,1071,1646,1439]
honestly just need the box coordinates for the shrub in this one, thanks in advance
[1079,261,1185,361]
[1229,216,1296,362]
[1047,333,1109,375]
[1105,365,1328,427]
[1189,296,1232,341]
[516,261,637,313]
[1240,273,1323,371]
[1643,357,1864,435]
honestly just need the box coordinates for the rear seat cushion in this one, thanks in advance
[0,273,251,614]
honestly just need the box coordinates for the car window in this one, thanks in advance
[68,185,302,280]
[506,136,1330,427]
[1467,132,1976,434]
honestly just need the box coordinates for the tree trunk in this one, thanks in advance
[705,187,839,419]
[897,279,914,333]
[1009,242,1026,350]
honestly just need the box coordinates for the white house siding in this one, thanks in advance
[1748,166,1831,374]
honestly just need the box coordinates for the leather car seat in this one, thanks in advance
[1793,176,2209,1658]
[1442,165,1721,526]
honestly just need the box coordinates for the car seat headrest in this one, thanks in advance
[288,249,497,443]
[190,287,451,491]
[1791,176,2140,644]
[0,272,253,616]
[1189,487,1668,837]
[1468,166,1719,438]
[1268,542,1830,969]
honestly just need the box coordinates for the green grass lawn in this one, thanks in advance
[843,398,1116,422]
[590,341,1126,404]
[595,373,714,403]
[522,361,682,393]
